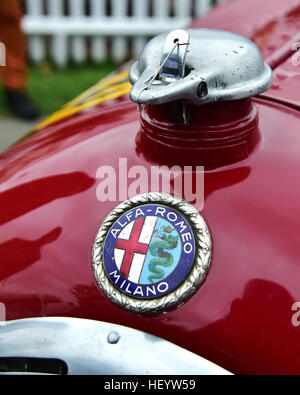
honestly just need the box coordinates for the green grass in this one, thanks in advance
[0,61,117,116]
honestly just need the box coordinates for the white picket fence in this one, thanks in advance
[22,0,226,66]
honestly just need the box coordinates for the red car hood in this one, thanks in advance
[0,0,300,375]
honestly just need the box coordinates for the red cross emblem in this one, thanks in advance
[115,217,149,278]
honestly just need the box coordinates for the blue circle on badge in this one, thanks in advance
[103,204,196,299]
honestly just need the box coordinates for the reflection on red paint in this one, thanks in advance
[0,227,62,281]
[0,172,94,225]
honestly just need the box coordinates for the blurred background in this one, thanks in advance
[0,0,226,150]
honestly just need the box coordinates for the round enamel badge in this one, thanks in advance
[92,193,212,314]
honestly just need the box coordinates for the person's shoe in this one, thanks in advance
[4,90,40,121]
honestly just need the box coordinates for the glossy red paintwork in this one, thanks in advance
[263,53,300,108]
[138,98,259,166]
[1,0,300,375]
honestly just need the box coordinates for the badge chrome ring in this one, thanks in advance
[92,193,212,315]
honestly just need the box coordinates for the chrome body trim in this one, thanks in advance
[0,317,231,375]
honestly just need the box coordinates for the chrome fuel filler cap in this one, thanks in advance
[129,29,273,167]
[129,29,272,106]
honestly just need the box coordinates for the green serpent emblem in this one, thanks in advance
[148,227,179,284]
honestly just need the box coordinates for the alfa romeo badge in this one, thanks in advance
[92,193,212,314]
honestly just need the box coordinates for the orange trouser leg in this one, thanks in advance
[0,0,26,91]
